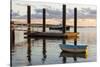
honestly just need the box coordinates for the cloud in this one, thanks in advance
[78,8,96,18]
[11,9,20,19]
[12,8,96,19]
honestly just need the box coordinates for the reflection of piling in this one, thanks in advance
[43,8,46,32]
[42,39,47,64]
[62,4,66,34]
[74,38,77,46]
[62,57,66,63]
[27,37,32,65]
[27,39,31,65]
[74,8,77,33]
[27,5,32,65]
[73,56,77,62]
[62,39,66,45]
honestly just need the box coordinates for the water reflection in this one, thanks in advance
[27,37,32,65]
[62,39,66,63]
[42,39,47,64]
[27,37,47,64]
[11,27,96,66]
[26,36,87,64]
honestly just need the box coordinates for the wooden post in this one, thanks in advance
[74,8,77,33]
[10,21,15,49]
[10,21,15,67]
[27,5,31,64]
[27,5,31,33]
[62,4,66,34]
[43,8,46,32]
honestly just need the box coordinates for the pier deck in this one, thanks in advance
[24,32,79,38]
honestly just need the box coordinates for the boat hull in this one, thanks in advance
[59,44,87,53]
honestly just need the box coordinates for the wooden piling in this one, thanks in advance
[10,21,15,67]
[74,8,77,33]
[74,7,77,46]
[62,4,66,34]
[27,5,31,33]
[43,8,46,32]
[27,5,31,64]
[10,21,15,49]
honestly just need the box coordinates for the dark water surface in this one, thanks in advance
[11,28,96,67]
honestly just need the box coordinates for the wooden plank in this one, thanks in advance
[64,32,79,37]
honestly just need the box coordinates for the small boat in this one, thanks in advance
[49,26,70,30]
[49,24,70,31]
[59,44,87,53]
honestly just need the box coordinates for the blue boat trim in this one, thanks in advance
[60,44,87,49]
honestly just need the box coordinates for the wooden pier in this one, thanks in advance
[24,32,79,38]
[24,5,78,39]
[11,5,79,40]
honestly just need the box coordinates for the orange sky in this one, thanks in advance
[12,19,96,27]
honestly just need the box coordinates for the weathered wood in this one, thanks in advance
[62,4,66,34]
[43,8,46,32]
[64,32,79,37]
[27,5,32,64]
[27,5,31,34]
[24,32,78,38]
[10,22,15,49]
[74,8,77,33]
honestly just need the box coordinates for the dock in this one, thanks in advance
[24,32,79,38]
[24,5,78,39]
[11,5,79,42]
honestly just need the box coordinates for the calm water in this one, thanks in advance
[11,27,96,67]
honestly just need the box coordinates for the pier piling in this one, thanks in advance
[10,21,15,49]
[27,5,32,64]
[27,5,31,33]
[62,4,66,34]
[43,8,46,32]
[74,8,77,45]
[74,8,77,33]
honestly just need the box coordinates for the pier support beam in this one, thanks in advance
[10,21,15,67]
[27,5,32,64]
[10,21,15,49]
[27,5,31,33]
[74,8,77,33]
[74,8,77,46]
[62,4,66,34]
[43,8,46,32]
